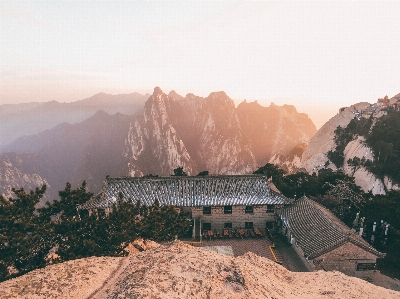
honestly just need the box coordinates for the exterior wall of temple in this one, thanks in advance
[191,205,276,232]
[278,227,315,272]
[278,225,379,276]
[311,242,379,277]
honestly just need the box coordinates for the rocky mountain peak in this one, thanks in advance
[168,90,184,101]
[153,86,163,97]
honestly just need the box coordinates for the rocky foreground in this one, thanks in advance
[1,241,399,299]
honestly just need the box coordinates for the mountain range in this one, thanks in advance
[0,87,316,202]
[0,92,149,149]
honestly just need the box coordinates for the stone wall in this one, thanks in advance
[312,242,379,276]
[278,226,315,272]
[191,205,276,231]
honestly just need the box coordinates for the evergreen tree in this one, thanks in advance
[197,170,209,176]
[172,167,188,176]
[0,185,53,280]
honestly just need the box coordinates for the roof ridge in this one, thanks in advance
[78,175,290,210]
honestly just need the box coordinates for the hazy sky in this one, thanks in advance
[1,1,399,128]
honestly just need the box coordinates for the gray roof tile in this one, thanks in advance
[78,175,290,210]
[277,196,384,259]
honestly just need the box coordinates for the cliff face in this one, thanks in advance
[301,102,371,172]
[123,88,316,176]
[1,242,399,299]
[124,87,196,176]
[300,99,400,195]
[269,143,307,174]
[237,101,316,168]
[0,154,49,200]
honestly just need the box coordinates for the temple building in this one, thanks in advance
[77,175,291,238]
[276,196,385,278]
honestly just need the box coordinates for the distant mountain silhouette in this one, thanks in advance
[0,92,149,149]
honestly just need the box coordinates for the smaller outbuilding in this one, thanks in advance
[276,196,385,278]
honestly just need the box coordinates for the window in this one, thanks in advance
[266,222,274,229]
[203,223,211,230]
[203,206,211,215]
[357,263,375,271]
[245,222,253,229]
[245,205,253,214]
[224,206,232,214]
[266,205,274,213]
[224,222,232,229]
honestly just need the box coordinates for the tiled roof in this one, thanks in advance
[78,175,291,210]
[277,196,384,259]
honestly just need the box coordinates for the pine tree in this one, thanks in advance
[0,185,52,279]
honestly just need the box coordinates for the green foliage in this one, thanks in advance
[255,163,359,199]
[40,181,93,221]
[197,171,209,176]
[140,202,190,242]
[328,116,373,168]
[172,167,188,176]
[361,191,400,229]
[253,163,286,189]
[365,109,400,184]
[0,181,190,282]
[328,110,400,185]
[0,185,53,279]
[55,212,128,260]
[357,190,400,279]
[327,150,345,168]
[0,262,7,282]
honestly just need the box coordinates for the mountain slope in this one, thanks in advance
[0,155,49,200]
[237,101,316,167]
[0,111,133,202]
[125,87,317,176]
[0,92,148,149]
[301,94,400,195]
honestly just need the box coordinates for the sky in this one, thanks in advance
[1,1,400,128]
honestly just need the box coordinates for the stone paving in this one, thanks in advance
[190,237,290,269]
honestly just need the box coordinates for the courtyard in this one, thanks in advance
[187,236,309,272]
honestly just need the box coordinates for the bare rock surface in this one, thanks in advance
[342,136,385,194]
[0,256,123,299]
[2,241,399,299]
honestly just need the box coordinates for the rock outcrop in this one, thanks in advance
[301,102,371,173]
[1,241,399,299]
[0,154,49,200]
[125,88,317,176]
[269,143,307,174]
[300,102,392,194]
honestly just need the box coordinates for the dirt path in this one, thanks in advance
[87,256,129,299]
[88,255,135,299]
